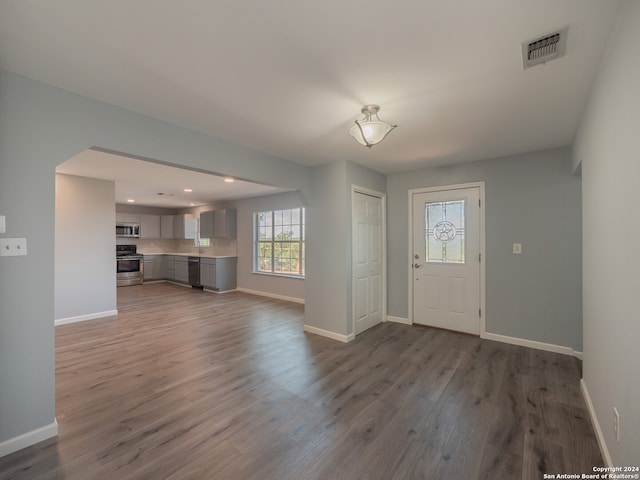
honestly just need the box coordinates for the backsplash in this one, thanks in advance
[116,237,237,257]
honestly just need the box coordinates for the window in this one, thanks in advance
[255,208,305,277]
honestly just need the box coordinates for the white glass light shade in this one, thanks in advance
[349,105,397,148]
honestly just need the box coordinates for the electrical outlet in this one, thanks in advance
[0,215,5,234]
[0,238,28,257]
[613,407,620,442]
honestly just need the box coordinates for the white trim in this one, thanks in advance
[481,331,583,359]
[304,324,354,343]
[0,419,58,457]
[236,287,304,304]
[55,309,117,326]
[351,185,387,337]
[408,182,486,335]
[386,315,411,325]
[203,288,238,295]
[580,379,613,468]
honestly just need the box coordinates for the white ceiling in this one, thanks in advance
[0,0,620,177]
[57,149,288,208]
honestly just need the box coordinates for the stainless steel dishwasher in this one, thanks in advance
[188,256,202,287]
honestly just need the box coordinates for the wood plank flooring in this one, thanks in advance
[0,283,602,479]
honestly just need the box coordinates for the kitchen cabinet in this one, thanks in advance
[116,214,141,224]
[161,215,174,239]
[199,211,214,238]
[143,254,166,280]
[200,257,237,292]
[156,255,167,279]
[200,209,236,239]
[140,215,161,239]
[165,255,175,280]
[214,209,236,238]
[200,258,216,288]
[173,214,196,240]
[174,257,189,284]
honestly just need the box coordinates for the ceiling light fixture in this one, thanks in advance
[224,177,234,183]
[127,199,135,203]
[184,188,193,193]
[349,104,397,148]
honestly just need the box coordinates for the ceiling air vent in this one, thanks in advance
[522,26,568,69]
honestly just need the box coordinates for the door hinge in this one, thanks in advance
[479,253,481,263]
[479,198,481,207]
[479,308,482,318]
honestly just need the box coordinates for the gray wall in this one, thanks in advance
[0,70,314,447]
[232,191,305,301]
[55,174,116,321]
[305,161,386,336]
[387,148,583,351]
[572,0,640,465]
[305,162,349,335]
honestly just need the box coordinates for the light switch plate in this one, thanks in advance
[0,215,5,234]
[0,238,28,257]
[513,243,522,254]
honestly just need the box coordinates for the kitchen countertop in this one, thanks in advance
[140,253,237,259]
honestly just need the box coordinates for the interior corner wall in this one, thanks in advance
[572,0,640,465]
[55,174,116,321]
[304,162,349,335]
[0,70,312,451]
[386,148,583,351]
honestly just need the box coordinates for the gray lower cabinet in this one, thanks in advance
[166,255,175,281]
[142,254,235,290]
[174,257,189,284]
[143,255,166,281]
[200,257,237,292]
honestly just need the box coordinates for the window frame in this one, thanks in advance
[254,208,305,278]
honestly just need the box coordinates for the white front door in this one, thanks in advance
[411,186,481,335]
[353,191,384,335]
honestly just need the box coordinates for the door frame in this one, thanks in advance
[408,182,486,334]
[352,185,387,337]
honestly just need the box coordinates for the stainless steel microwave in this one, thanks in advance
[116,222,140,238]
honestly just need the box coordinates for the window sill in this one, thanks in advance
[252,271,305,280]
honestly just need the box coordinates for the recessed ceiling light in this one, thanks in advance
[184,188,193,192]
[189,203,195,206]
[127,199,135,203]
[224,177,234,183]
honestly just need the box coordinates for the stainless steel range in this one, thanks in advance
[116,245,143,287]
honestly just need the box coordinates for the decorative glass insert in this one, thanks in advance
[425,200,465,264]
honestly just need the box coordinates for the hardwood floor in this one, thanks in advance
[0,283,602,479]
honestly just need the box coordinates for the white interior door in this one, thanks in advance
[353,191,384,335]
[412,186,481,335]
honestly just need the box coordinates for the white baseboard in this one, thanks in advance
[55,309,117,326]
[303,325,354,343]
[236,287,305,304]
[386,315,411,325]
[581,379,613,467]
[0,419,58,458]
[481,332,582,359]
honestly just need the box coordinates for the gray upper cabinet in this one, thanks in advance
[199,211,214,239]
[160,215,174,239]
[140,214,161,239]
[214,209,236,238]
[199,209,236,239]
[173,214,196,240]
